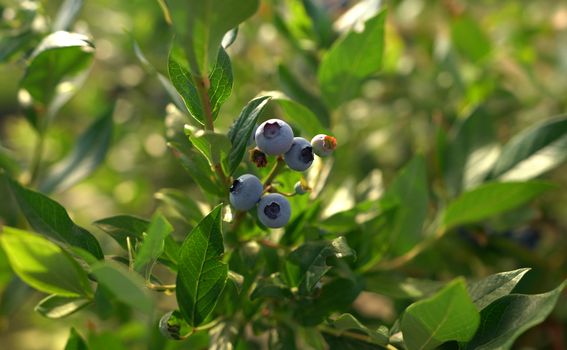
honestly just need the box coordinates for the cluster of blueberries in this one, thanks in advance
[229,119,336,228]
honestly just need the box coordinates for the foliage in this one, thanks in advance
[1,1,567,349]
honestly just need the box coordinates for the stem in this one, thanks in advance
[373,226,446,270]
[28,130,45,186]
[318,325,397,349]
[263,156,285,188]
[146,283,176,293]
[194,74,215,131]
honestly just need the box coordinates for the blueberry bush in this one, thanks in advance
[0,1,567,349]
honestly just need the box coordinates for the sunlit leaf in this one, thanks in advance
[0,226,93,298]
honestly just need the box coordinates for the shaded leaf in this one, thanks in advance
[401,279,480,350]
[164,0,259,74]
[318,11,386,108]
[451,15,491,63]
[251,273,293,300]
[381,155,428,255]
[364,273,443,300]
[467,268,530,310]
[159,310,192,340]
[466,281,566,350]
[93,215,147,250]
[277,64,330,127]
[20,31,94,128]
[0,226,93,298]
[264,90,328,136]
[227,95,271,175]
[91,261,153,314]
[176,205,227,326]
[330,313,389,346]
[35,294,91,319]
[288,236,355,295]
[133,212,174,273]
[488,115,567,181]
[64,327,88,350]
[443,107,499,196]
[5,174,103,259]
[442,181,553,230]
[40,106,113,194]
[294,277,362,326]
[185,127,231,168]
[53,0,84,31]
[155,188,203,224]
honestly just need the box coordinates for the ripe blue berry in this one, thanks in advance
[257,193,291,228]
[311,134,337,157]
[229,174,263,211]
[284,137,314,171]
[255,119,294,155]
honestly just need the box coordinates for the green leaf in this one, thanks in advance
[381,155,428,255]
[132,40,186,113]
[364,273,443,300]
[0,226,93,298]
[465,281,566,350]
[264,91,328,136]
[133,212,174,273]
[288,236,355,295]
[168,141,225,197]
[451,15,491,63]
[20,31,94,128]
[159,310,192,340]
[487,115,567,181]
[5,174,103,259]
[250,273,293,300]
[294,277,362,326]
[227,95,272,175]
[165,0,259,74]
[64,327,88,350]
[443,107,499,196]
[318,10,386,108]
[184,126,231,168]
[209,48,233,118]
[329,313,389,346]
[91,261,153,314]
[401,278,480,350]
[302,0,335,48]
[176,205,228,326]
[35,294,91,319]
[467,268,530,310]
[40,106,113,194]
[277,64,330,127]
[93,215,147,250]
[168,54,203,123]
[441,181,553,230]
[155,188,203,225]
[53,0,84,31]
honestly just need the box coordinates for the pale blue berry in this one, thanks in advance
[229,174,263,211]
[255,119,294,155]
[284,137,314,171]
[294,181,307,195]
[257,193,291,228]
[311,134,337,157]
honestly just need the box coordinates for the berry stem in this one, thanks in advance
[263,156,285,188]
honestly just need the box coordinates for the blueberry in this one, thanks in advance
[311,134,337,157]
[284,137,314,171]
[257,193,291,228]
[255,119,294,155]
[229,174,263,211]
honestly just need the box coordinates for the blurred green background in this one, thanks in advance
[1,0,567,349]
